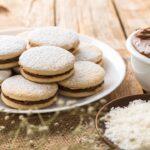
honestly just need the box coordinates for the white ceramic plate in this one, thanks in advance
[0,28,126,114]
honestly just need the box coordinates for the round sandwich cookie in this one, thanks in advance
[75,44,103,65]
[28,27,79,53]
[1,75,58,109]
[19,46,75,83]
[0,35,26,69]
[0,70,12,85]
[59,61,105,98]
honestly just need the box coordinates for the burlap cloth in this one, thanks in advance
[0,98,113,150]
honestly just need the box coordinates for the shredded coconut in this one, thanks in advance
[103,99,150,150]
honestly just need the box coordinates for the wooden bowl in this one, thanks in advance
[95,94,150,150]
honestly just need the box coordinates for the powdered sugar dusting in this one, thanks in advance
[19,46,75,72]
[2,75,58,100]
[75,44,103,62]
[0,35,26,55]
[0,70,11,82]
[28,27,79,49]
[59,61,105,89]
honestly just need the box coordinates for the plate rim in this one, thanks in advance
[0,28,126,114]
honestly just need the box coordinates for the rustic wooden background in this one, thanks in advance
[0,0,149,149]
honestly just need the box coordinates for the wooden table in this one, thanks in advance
[0,0,149,149]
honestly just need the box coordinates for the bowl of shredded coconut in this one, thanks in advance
[96,94,150,150]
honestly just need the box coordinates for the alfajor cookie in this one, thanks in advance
[75,44,103,65]
[0,35,26,69]
[0,70,12,85]
[59,61,105,98]
[19,46,75,83]
[28,27,79,53]
[1,75,58,109]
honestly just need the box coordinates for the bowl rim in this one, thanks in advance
[126,31,150,64]
[95,106,120,149]
[95,93,150,150]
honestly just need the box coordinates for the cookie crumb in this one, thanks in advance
[38,125,49,132]
[54,122,59,126]
[66,100,76,106]
[0,126,5,131]
[29,140,34,147]
[4,115,9,120]
[87,106,94,114]
[19,115,25,120]
[11,120,15,124]
[100,99,107,105]
[27,128,33,135]
[57,99,65,106]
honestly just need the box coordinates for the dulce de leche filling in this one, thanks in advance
[136,27,150,39]
[69,48,76,53]
[59,81,104,93]
[132,27,150,58]
[2,93,57,105]
[0,55,19,64]
[22,68,73,79]
[96,59,103,64]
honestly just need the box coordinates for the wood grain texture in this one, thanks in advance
[24,0,55,26]
[56,0,125,50]
[0,0,55,27]
[56,0,79,31]
[114,0,150,35]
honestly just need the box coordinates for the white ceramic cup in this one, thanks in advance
[126,31,150,92]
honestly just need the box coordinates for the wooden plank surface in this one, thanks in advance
[0,0,55,27]
[114,0,150,35]
[56,0,125,50]
[56,0,79,31]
